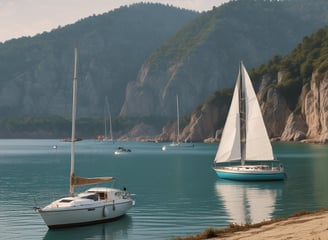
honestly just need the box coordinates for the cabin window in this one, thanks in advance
[82,194,98,201]
[98,192,107,200]
[59,199,73,203]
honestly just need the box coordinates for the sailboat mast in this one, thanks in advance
[70,48,78,197]
[109,105,113,141]
[239,62,246,165]
[104,97,108,139]
[176,95,180,143]
[105,96,113,141]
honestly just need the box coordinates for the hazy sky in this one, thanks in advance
[0,0,229,43]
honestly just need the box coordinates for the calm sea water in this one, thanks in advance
[0,139,327,240]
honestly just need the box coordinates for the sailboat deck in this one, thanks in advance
[214,164,286,181]
[219,165,283,172]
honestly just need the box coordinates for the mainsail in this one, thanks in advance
[241,65,274,161]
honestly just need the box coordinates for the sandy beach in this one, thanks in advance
[175,209,328,240]
[217,210,328,240]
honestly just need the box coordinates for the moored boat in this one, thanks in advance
[36,48,135,228]
[213,62,286,181]
[114,146,131,155]
[39,187,134,229]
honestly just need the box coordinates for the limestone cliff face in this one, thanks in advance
[180,101,230,142]
[259,74,291,138]
[301,72,328,143]
[281,112,307,141]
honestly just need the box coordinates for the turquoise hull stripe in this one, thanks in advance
[214,169,285,181]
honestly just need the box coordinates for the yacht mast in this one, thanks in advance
[70,48,78,197]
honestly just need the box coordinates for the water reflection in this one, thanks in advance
[215,180,283,224]
[43,215,132,240]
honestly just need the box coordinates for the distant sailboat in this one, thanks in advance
[169,95,181,147]
[162,95,194,151]
[103,96,114,142]
[36,48,135,229]
[213,62,286,181]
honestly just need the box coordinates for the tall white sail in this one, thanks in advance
[241,64,274,161]
[214,71,241,163]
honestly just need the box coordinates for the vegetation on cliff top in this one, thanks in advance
[251,27,328,111]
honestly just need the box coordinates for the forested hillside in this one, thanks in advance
[0,3,198,138]
[0,3,197,118]
[120,0,328,121]
[2,0,328,139]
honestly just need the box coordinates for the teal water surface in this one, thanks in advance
[0,139,327,240]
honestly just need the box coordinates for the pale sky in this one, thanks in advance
[0,0,229,43]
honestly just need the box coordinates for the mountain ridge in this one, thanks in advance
[1,1,328,140]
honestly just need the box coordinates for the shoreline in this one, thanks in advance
[175,209,328,240]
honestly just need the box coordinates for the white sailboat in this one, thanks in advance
[162,95,194,151]
[169,95,181,147]
[98,96,113,142]
[213,62,286,181]
[37,48,135,229]
[103,96,114,142]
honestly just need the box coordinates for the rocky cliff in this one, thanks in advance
[159,69,328,144]
[299,71,328,143]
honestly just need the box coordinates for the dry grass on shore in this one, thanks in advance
[174,209,328,240]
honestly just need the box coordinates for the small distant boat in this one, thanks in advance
[114,146,131,155]
[36,49,135,229]
[162,141,194,151]
[213,62,286,181]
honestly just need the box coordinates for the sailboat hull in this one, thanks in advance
[213,165,286,181]
[39,199,134,229]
